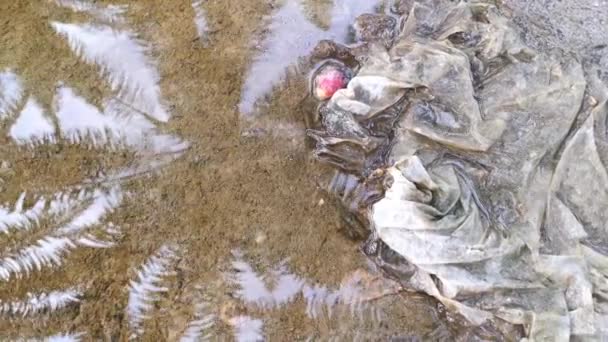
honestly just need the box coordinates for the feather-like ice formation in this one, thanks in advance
[76,223,121,248]
[13,333,85,342]
[9,97,56,145]
[47,189,91,217]
[238,0,380,116]
[46,333,85,342]
[0,236,76,281]
[238,0,320,116]
[0,187,122,281]
[51,22,170,122]
[192,0,209,45]
[56,186,122,235]
[0,193,46,235]
[227,254,383,322]
[127,245,178,338]
[0,69,23,120]
[54,86,187,153]
[229,256,304,308]
[179,303,215,342]
[55,86,150,149]
[53,0,126,23]
[103,98,189,154]
[0,288,80,317]
[229,316,264,342]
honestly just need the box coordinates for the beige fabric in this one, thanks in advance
[316,0,608,339]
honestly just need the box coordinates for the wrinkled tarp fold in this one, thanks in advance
[314,0,608,339]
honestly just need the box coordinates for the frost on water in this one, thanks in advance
[228,253,304,308]
[51,22,170,122]
[14,332,86,342]
[0,288,81,317]
[53,0,127,24]
[55,186,122,235]
[0,236,76,282]
[45,333,85,342]
[0,188,123,281]
[229,316,265,342]
[0,69,23,120]
[179,302,216,342]
[127,245,178,339]
[192,0,209,45]
[227,253,389,321]
[9,98,57,145]
[238,0,380,116]
[54,86,187,154]
[0,193,46,235]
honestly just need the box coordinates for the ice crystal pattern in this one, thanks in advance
[51,22,170,123]
[0,69,23,120]
[0,288,81,317]
[127,245,178,339]
[0,187,123,282]
[0,0,188,338]
[179,302,216,342]
[192,0,210,45]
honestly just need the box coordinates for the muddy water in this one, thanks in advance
[0,0,449,340]
[0,0,602,340]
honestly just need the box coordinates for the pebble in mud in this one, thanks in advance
[254,231,267,244]
[312,64,350,101]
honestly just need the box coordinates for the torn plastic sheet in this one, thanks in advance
[307,0,607,339]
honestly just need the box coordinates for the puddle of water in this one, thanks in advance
[238,0,381,117]
[9,98,56,146]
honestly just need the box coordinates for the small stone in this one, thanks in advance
[255,232,267,244]
[318,198,325,206]
[589,96,598,107]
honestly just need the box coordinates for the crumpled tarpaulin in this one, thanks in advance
[308,0,608,340]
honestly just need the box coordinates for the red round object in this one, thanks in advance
[314,67,348,100]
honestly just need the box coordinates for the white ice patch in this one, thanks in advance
[192,0,209,45]
[0,187,123,281]
[0,69,23,120]
[53,0,127,23]
[179,302,215,342]
[54,86,187,153]
[51,22,170,122]
[229,316,265,342]
[0,288,81,317]
[46,333,86,342]
[9,98,56,145]
[55,86,147,148]
[56,186,122,235]
[127,245,178,339]
[227,254,384,321]
[229,255,304,308]
[238,0,380,116]
[0,193,46,235]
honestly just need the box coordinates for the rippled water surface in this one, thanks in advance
[1,0,606,340]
